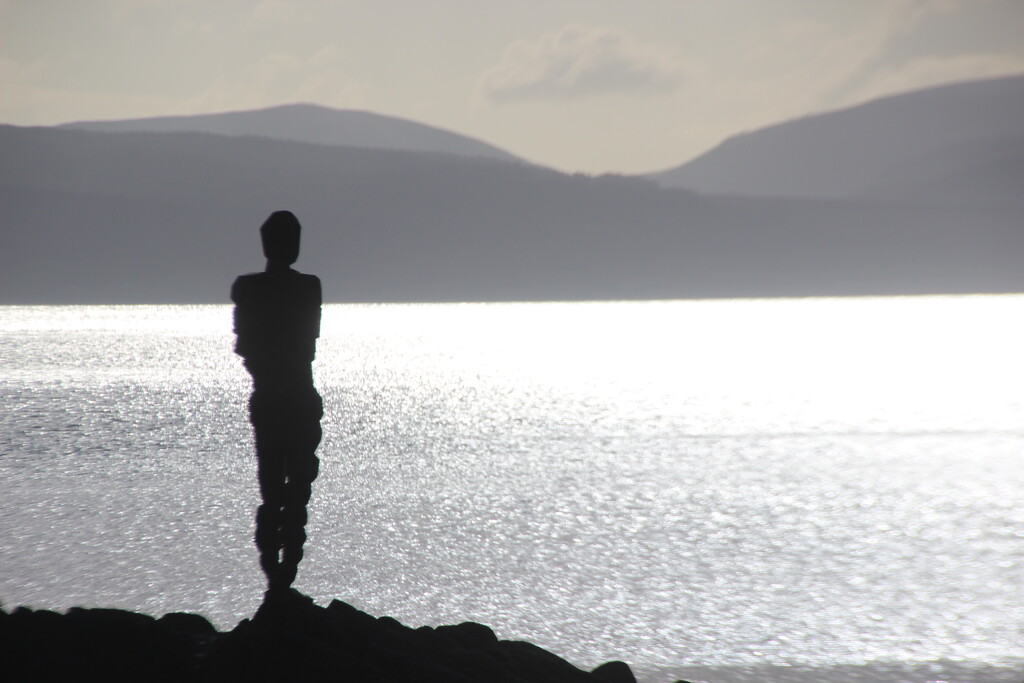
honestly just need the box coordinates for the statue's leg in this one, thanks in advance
[279,453,320,588]
[278,405,322,589]
[252,395,289,590]
[254,501,282,582]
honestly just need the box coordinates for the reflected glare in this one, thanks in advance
[1,295,1022,681]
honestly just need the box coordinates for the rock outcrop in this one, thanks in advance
[1,591,639,682]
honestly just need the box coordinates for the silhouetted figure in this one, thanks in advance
[232,211,323,596]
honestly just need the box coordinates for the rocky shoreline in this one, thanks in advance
[2,591,656,682]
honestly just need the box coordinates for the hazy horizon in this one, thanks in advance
[3,0,1023,174]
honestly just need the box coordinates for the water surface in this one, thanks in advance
[1,297,1022,682]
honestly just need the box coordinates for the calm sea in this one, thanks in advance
[1,297,1022,683]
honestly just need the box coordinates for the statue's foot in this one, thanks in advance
[257,585,314,622]
[265,573,290,596]
[275,560,299,590]
[266,587,313,604]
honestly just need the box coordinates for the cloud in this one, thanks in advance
[479,25,688,103]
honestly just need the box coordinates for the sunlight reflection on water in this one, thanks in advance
[1,296,1022,682]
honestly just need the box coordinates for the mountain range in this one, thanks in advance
[60,104,521,165]
[2,75,1022,304]
[649,74,1024,206]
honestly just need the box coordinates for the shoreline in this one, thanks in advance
[2,591,642,683]
[6,597,1021,683]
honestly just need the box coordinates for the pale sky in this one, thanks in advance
[2,0,1023,174]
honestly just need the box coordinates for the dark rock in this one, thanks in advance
[158,611,217,635]
[414,624,448,644]
[325,598,382,653]
[592,659,638,683]
[5,605,192,682]
[66,605,157,628]
[3,594,620,682]
[500,640,598,682]
[436,621,499,648]
[377,615,405,632]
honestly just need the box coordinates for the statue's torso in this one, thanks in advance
[231,269,322,387]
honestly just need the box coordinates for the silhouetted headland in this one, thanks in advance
[1,593,644,682]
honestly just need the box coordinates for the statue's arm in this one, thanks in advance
[230,276,253,358]
[310,275,322,340]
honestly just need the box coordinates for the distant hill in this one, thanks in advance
[2,124,1022,303]
[59,103,523,164]
[649,74,1024,204]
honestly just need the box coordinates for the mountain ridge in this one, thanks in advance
[57,103,524,165]
[3,122,1022,304]
[648,73,1024,204]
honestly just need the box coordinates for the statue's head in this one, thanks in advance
[260,211,301,266]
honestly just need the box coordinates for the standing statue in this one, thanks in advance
[231,211,323,596]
